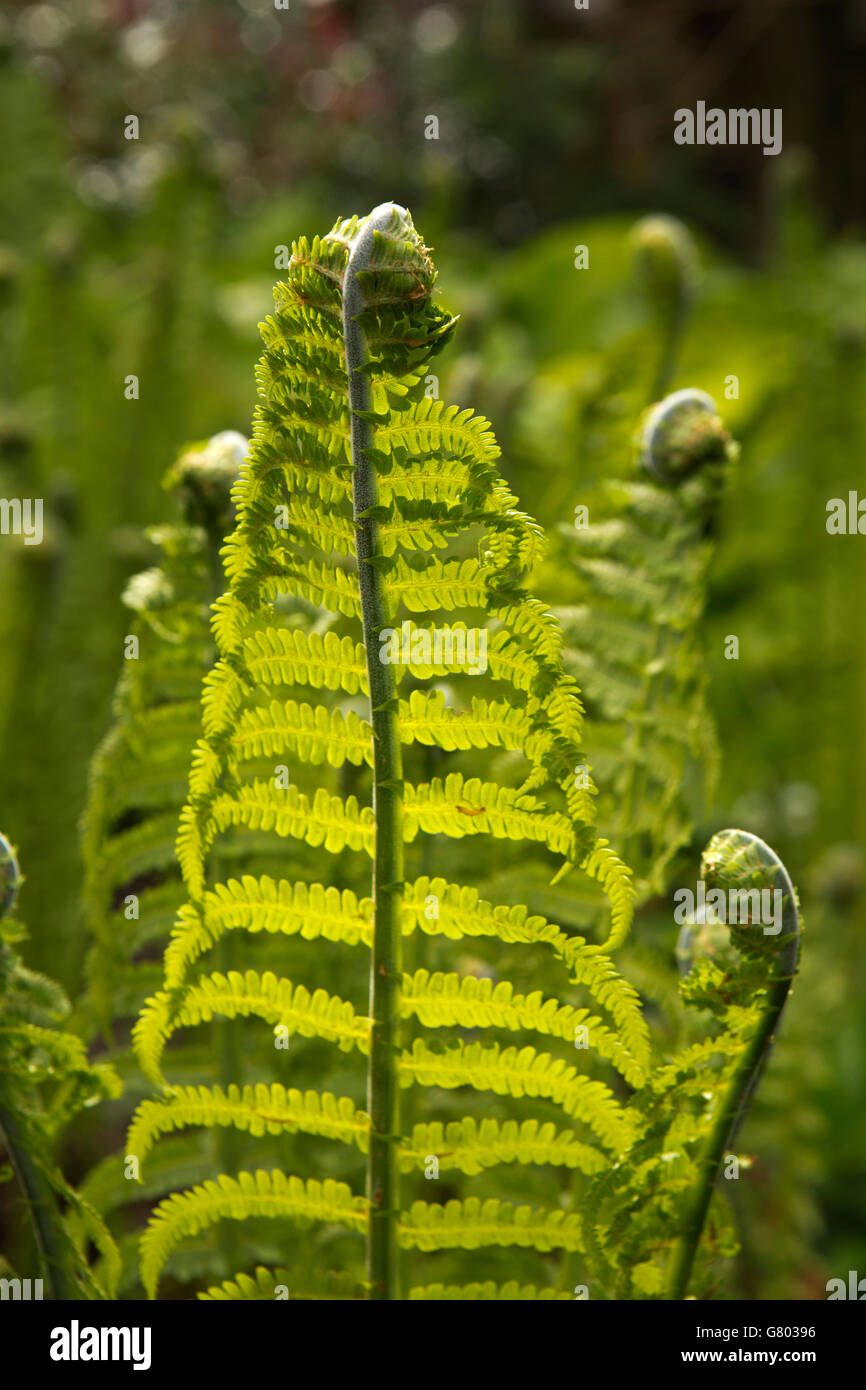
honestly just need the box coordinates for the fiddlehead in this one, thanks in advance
[584,829,802,1299]
[664,828,802,1299]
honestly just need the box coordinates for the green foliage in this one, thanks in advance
[585,829,801,1300]
[129,203,647,1299]
[558,387,736,905]
[79,429,247,1044]
[629,215,700,403]
[66,431,273,1293]
[0,14,860,1303]
[111,204,809,1305]
[0,833,121,1298]
[0,191,821,1300]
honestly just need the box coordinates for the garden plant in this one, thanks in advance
[0,204,804,1303]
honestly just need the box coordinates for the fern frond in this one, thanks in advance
[134,972,370,1085]
[212,630,368,719]
[400,878,650,1080]
[163,879,372,986]
[199,1265,365,1300]
[399,1039,636,1152]
[409,1281,572,1300]
[229,699,373,768]
[141,1171,368,1298]
[399,1197,583,1253]
[400,1116,607,1177]
[133,203,645,1298]
[129,1084,369,1164]
[403,776,575,856]
[400,970,640,1086]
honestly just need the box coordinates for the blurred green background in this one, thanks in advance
[0,0,864,1299]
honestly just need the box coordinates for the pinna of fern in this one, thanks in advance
[129,202,647,1301]
[0,832,121,1299]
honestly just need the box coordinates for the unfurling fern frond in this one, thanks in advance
[559,388,738,905]
[131,202,646,1300]
[0,833,121,1299]
[585,829,801,1300]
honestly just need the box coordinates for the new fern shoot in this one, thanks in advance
[129,203,646,1300]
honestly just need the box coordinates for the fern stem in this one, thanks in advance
[664,835,800,1300]
[650,310,685,405]
[0,1098,77,1300]
[664,990,786,1299]
[630,215,698,404]
[344,206,405,1301]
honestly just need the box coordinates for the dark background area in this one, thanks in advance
[5,1,865,257]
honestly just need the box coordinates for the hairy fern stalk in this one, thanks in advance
[130,203,643,1301]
